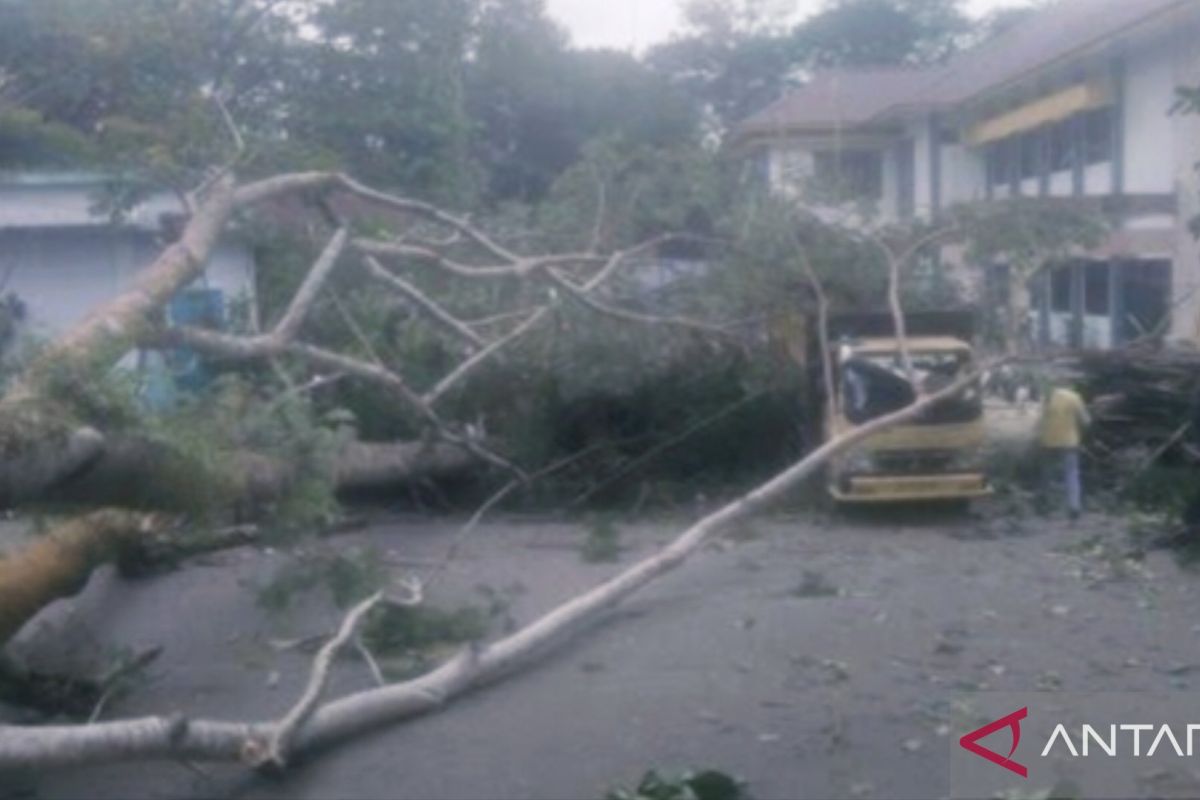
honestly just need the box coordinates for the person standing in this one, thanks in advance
[1039,384,1091,519]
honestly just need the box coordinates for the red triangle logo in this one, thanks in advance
[959,707,1029,778]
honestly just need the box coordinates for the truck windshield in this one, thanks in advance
[840,350,979,425]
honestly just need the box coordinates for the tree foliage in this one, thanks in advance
[795,0,969,67]
[648,0,972,130]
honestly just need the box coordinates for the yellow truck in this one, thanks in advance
[808,312,992,504]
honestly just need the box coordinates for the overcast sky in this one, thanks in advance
[545,0,1021,52]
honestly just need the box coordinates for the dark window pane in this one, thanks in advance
[813,149,882,199]
[1051,266,1072,312]
[1050,120,1075,173]
[1120,260,1172,341]
[1019,131,1041,180]
[1083,107,1113,165]
[896,139,915,217]
[1084,261,1110,315]
[988,139,1012,187]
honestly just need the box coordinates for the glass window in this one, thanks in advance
[1050,119,1075,173]
[1050,266,1072,312]
[1019,130,1042,180]
[1083,107,1113,165]
[1084,261,1110,315]
[987,139,1012,187]
[812,149,882,200]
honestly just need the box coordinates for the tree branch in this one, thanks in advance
[256,592,383,770]
[272,228,348,342]
[422,308,551,406]
[543,267,734,338]
[361,255,487,350]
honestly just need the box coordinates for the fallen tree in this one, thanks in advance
[0,161,737,654]
[1070,346,1200,471]
[0,192,994,768]
[0,511,165,646]
[42,435,476,511]
[0,366,989,769]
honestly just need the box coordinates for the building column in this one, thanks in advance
[1111,57,1126,197]
[929,113,943,216]
[1038,126,1051,197]
[1072,115,1086,196]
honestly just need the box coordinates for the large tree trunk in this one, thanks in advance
[42,437,476,511]
[0,511,163,647]
[0,438,474,648]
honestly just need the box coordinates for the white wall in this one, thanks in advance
[1124,41,1178,195]
[1048,171,1073,196]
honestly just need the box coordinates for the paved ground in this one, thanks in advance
[5,497,1200,800]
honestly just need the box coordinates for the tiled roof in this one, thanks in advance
[734,0,1198,139]
[909,0,1193,107]
[736,68,939,135]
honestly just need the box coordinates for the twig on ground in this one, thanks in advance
[88,646,164,724]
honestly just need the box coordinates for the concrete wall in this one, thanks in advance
[1124,41,1178,195]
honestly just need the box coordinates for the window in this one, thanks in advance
[1084,261,1110,315]
[1083,107,1113,165]
[1050,266,1072,313]
[1050,119,1076,173]
[895,139,915,218]
[812,149,883,200]
[1019,130,1042,180]
[987,139,1013,188]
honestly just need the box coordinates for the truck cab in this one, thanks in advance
[814,315,991,504]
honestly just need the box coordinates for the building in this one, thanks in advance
[0,172,256,338]
[732,0,1200,350]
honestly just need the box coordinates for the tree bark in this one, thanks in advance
[0,511,163,647]
[42,436,476,511]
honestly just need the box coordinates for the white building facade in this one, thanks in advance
[734,0,1200,350]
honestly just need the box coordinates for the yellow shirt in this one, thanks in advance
[1040,388,1090,448]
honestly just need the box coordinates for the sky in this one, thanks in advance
[545,0,1020,52]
